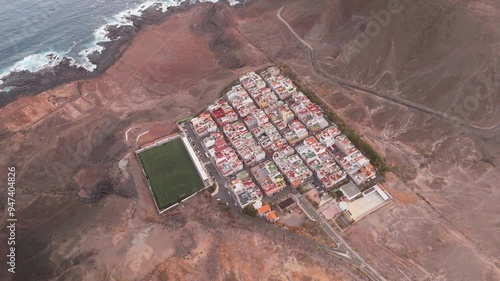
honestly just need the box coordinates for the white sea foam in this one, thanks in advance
[0,0,241,81]
[0,52,64,78]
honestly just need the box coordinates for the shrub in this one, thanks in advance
[242,205,257,217]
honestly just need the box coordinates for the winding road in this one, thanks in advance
[276,7,499,134]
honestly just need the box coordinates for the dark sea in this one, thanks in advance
[0,0,239,86]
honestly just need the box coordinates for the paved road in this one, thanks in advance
[181,123,237,206]
[294,194,386,281]
[276,7,499,133]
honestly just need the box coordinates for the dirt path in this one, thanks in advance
[276,6,499,134]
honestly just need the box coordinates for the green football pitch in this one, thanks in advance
[137,138,205,211]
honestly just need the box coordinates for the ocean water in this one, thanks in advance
[0,0,239,82]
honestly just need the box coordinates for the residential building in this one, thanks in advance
[251,161,287,196]
[228,171,263,209]
[206,131,243,177]
[247,87,278,109]
[191,112,218,137]
[264,100,295,125]
[257,204,271,216]
[328,134,377,185]
[245,109,288,154]
[266,211,279,222]
[208,99,238,127]
[226,85,258,118]
[279,119,308,145]
[223,121,266,167]
[334,134,358,156]
[260,67,296,100]
[296,136,346,188]
[240,72,267,94]
[257,204,279,222]
[273,151,313,188]
[290,91,328,133]
[316,126,342,147]
[339,151,376,185]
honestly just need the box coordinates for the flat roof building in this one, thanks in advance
[290,91,329,133]
[251,161,287,196]
[265,100,295,125]
[339,182,361,201]
[279,119,308,145]
[226,85,258,118]
[316,126,342,147]
[207,131,243,177]
[260,67,297,100]
[208,99,238,127]
[245,109,288,154]
[273,151,313,188]
[223,121,266,167]
[191,112,218,137]
[228,171,263,209]
[339,183,392,221]
[297,136,347,188]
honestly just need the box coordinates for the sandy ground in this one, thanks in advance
[0,0,499,280]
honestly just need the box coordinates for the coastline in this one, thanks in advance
[0,1,240,109]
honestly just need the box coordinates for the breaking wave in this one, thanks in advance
[0,0,240,81]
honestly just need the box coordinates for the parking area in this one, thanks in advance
[278,205,307,227]
[180,122,237,207]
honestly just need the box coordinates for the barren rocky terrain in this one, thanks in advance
[0,0,499,280]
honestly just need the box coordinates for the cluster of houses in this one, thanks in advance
[204,131,243,177]
[240,71,278,109]
[296,136,346,188]
[228,171,263,208]
[251,160,287,196]
[226,85,257,118]
[290,91,329,133]
[209,99,238,127]
[245,109,288,154]
[191,112,218,137]
[265,101,295,126]
[223,121,266,167]
[260,66,295,100]
[273,148,314,188]
[190,66,378,213]
[326,134,376,185]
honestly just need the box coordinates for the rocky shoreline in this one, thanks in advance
[0,1,196,108]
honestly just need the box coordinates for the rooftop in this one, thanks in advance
[339,184,391,221]
[339,182,361,200]
[278,197,296,210]
[257,204,271,215]
[266,211,279,221]
[229,171,262,208]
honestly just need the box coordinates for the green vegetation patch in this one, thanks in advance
[137,138,204,211]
